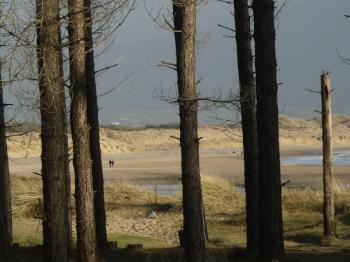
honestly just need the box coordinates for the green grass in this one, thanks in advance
[100,125,146,131]
[7,176,350,261]
[207,223,246,248]
[145,123,179,129]
[100,122,180,132]
[108,233,171,249]
[12,218,42,247]
[5,213,350,261]
[6,122,40,133]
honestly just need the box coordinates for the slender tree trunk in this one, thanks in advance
[63,113,72,251]
[68,0,96,261]
[60,19,72,253]
[36,0,69,260]
[233,0,259,254]
[253,0,284,259]
[173,1,205,261]
[85,0,108,249]
[321,72,336,237]
[0,63,12,255]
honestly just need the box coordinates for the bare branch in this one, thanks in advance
[97,67,140,97]
[217,23,235,32]
[304,88,321,94]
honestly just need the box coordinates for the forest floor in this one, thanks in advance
[4,174,350,262]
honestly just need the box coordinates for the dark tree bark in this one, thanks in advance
[68,0,96,261]
[253,0,285,259]
[233,0,259,254]
[321,72,336,237]
[85,0,108,249]
[0,63,12,255]
[36,0,69,260]
[173,1,205,261]
[64,112,72,251]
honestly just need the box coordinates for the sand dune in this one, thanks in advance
[6,114,350,158]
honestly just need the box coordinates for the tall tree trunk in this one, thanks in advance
[85,0,108,249]
[233,0,259,254]
[36,0,69,260]
[173,1,205,261]
[61,17,72,253]
[321,72,336,237]
[63,112,72,251]
[0,63,12,255]
[253,0,284,259]
[68,0,96,261]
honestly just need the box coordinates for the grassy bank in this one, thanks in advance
[5,175,350,261]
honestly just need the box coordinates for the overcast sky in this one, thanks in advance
[92,0,350,125]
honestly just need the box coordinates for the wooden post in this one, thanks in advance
[154,185,157,206]
[321,72,336,237]
[201,199,209,241]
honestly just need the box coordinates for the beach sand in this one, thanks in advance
[8,115,350,249]
[7,114,350,188]
[9,146,350,188]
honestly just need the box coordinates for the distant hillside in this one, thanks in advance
[6,115,350,158]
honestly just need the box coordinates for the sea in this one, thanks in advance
[281,150,350,166]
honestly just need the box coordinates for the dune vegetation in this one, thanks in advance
[6,175,350,261]
[4,115,350,159]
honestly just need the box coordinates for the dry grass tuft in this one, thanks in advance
[283,187,322,212]
[10,174,244,219]
[104,181,178,213]
[11,176,43,218]
[11,174,350,221]
[201,175,244,215]
[283,180,350,214]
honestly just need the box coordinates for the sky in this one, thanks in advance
[13,0,348,126]
[94,0,350,125]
